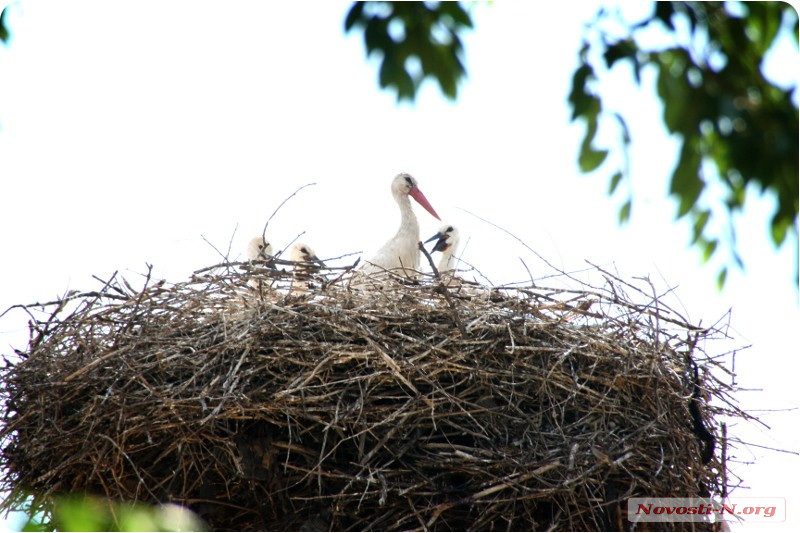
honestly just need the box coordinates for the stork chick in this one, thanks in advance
[425,224,460,274]
[246,236,273,261]
[289,242,325,295]
[245,235,274,292]
[289,242,325,272]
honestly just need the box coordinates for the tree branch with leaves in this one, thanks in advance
[569,1,798,287]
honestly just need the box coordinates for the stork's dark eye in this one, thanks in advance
[258,244,264,250]
[446,226,453,233]
[301,247,308,254]
[404,176,413,186]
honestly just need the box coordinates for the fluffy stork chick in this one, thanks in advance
[425,224,460,274]
[289,242,325,272]
[245,235,274,292]
[362,173,441,277]
[289,242,325,295]
[246,236,273,261]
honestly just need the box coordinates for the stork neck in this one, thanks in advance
[395,191,418,235]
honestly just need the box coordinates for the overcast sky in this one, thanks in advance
[1,1,798,530]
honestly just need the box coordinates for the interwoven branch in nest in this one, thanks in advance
[0,260,743,531]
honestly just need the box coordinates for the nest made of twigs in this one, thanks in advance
[1,258,742,531]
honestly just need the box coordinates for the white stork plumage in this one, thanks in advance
[245,235,274,292]
[246,236,273,261]
[289,242,325,295]
[425,224,460,274]
[362,173,441,276]
[289,242,324,270]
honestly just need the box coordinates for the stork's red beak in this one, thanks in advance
[408,186,441,221]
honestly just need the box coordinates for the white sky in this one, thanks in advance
[0,1,798,530]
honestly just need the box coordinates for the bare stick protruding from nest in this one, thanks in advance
[261,182,317,240]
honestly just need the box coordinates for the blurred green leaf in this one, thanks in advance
[345,1,471,101]
[55,496,109,532]
[608,171,623,195]
[438,2,473,28]
[0,6,9,44]
[604,38,641,82]
[118,505,160,532]
[579,143,608,172]
[14,494,206,532]
[618,199,632,224]
[692,209,711,245]
[571,2,798,288]
[654,2,675,31]
[702,239,718,262]
[568,64,596,119]
[771,214,791,247]
[716,267,728,290]
[670,140,704,217]
[343,2,364,31]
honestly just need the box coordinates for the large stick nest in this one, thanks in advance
[1,258,742,531]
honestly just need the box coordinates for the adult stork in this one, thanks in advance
[362,173,441,276]
[425,224,460,274]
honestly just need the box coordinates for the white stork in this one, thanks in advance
[289,242,325,295]
[245,235,274,292]
[425,224,460,274]
[289,242,324,270]
[362,173,441,276]
[246,236,273,261]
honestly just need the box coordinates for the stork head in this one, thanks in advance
[425,224,460,254]
[246,236,273,261]
[289,242,325,267]
[392,172,441,221]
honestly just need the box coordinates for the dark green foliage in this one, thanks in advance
[568,2,799,287]
[1,6,10,44]
[344,1,472,101]
[569,46,610,173]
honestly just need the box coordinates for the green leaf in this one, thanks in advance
[702,239,718,262]
[654,2,675,31]
[692,209,711,244]
[118,506,159,532]
[55,497,109,532]
[770,215,790,246]
[579,145,608,172]
[608,171,623,194]
[364,17,390,55]
[0,6,9,43]
[603,38,638,71]
[576,98,608,172]
[618,199,632,224]
[716,267,728,291]
[568,64,595,120]
[344,2,364,31]
[670,139,703,217]
[438,2,473,28]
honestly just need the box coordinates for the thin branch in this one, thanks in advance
[261,182,317,239]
